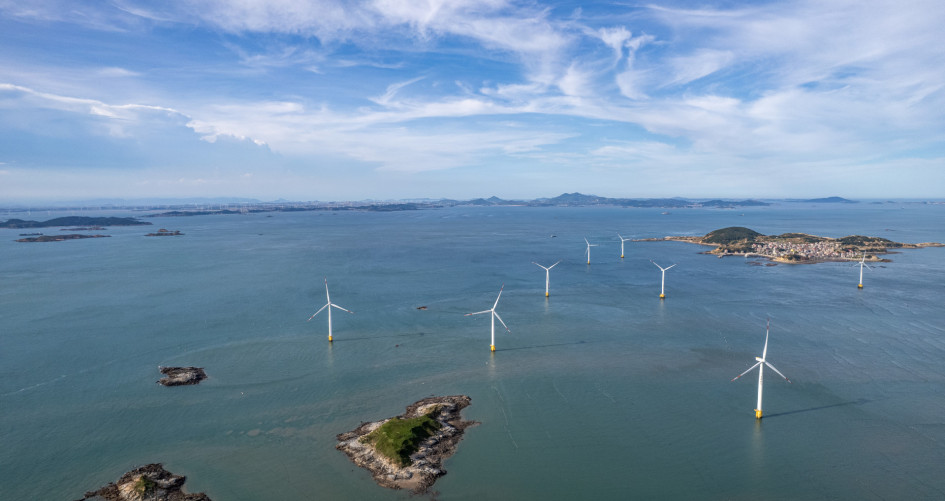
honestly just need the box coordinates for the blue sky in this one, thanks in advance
[1,0,943,202]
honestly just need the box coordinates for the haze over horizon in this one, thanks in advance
[2,0,943,203]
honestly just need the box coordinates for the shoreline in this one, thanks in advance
[335,395,476,493]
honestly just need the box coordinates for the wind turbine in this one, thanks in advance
[307,278,354,342]
[650,260,676,299]
[731,320,791,419]
[532,260,561,297]
[856,253,872,289]
[584,238,599,265]
[465,285,510,352]
[618,233,632,258]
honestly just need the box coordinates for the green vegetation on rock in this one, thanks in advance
[837,235,899,248]
[361,409,442,466]
[772,233,828,243]
[132,475,156,496]
[702,226,763,244]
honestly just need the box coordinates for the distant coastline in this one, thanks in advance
[0,216,150,228]
[4,194,943,218]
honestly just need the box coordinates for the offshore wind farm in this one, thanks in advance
[3,0,945,498]
[1,201,944,500]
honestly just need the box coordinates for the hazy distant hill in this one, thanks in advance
[799,196,858,203]
[0,216,151,228]
[518,193,768,208]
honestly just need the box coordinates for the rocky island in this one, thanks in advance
[16,234,110,242]
[336,395,476,493]
[157,367,207,386]
[146,229,184,236]
[643,226,943,263]
[75,463,210,501]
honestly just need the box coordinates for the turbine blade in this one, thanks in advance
[764,361,791,383]
[332,304,354,314]
[762,330,769,359]
[666,264,676,270]
[307,303,329,321]
[731,361,762,381]
[465,310,491,316]
[549,260,561,269]
[494,312,510,333]
[493,285,504,309]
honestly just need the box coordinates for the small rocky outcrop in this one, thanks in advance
[157,367,206,386]
[336,395,476,493]
[146,229,183,236]
[75,463,210,501]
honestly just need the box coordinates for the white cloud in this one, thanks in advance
[97,67,141,78]
[370,76,426,106]
[596,26,633,64]
[664,49,734,87]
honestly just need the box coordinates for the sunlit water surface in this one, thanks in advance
[1,203,944,499]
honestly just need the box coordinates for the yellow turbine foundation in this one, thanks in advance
[328,335,333,342]
[858,283,863,288]
[755,409,763,419]
[545,292,550,297]
[659,293,665,299]
[490,344,495,352]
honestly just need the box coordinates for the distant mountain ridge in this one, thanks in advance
[458,193,769,208]
[795,196,858,203]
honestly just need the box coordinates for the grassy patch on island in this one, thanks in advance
[361,409,442,466]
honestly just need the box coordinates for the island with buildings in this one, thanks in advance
[336,395,476,493]
[644,226,943,263]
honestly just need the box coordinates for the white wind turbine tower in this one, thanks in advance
[731,320,792,419]
[650,260,676,299]
[307,278,354,342]
[618,233,632,258]
[465,285,510,352]
[532,260,561,297]
[584,238,599,265]
[856,253,872,289]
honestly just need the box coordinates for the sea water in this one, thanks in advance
[1,203,944,500]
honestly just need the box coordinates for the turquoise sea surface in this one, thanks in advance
[1,203,944,499]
